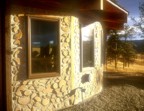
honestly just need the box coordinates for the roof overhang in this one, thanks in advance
[78,0,128,30]
[103,0,128,30]
[105,0,128,15]
[10,0,128,30]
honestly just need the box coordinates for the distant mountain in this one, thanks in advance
[128,40,144,53]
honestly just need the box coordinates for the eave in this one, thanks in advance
[10,0,128,30]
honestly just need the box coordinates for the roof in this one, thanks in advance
[102,0,128,30]
[10,0,128,30]
[105,0,128,14]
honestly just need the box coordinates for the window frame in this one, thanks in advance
[28,15,60,79]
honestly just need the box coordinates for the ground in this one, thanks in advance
[58,55,144,111]
[58,72,144,111]
[105,54,144,74]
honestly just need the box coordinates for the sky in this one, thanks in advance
[118,0,142,17]
[117,0,144,24]
[117,0,144,40]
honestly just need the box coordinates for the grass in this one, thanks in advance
[104,54,144,76]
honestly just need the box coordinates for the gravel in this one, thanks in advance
[58,72,144,111]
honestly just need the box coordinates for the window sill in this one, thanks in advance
[82,67,95,72]
[28,72,60,79]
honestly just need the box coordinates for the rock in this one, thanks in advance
[16,91,22,96]
[63,43,69,48]
[70,95,75,105]
[61,33,69,38]
[51,98,56,103]
[54,89,61,95]
[62,27,69,32]
[65,76,70,81]
[18,97,30,105]
[17,85,27,91]
[37,86,45,92]
[57,92,63,97]
[53,104,58,109]
[64,100,70,106]
[24,108,31,111]
[28,81,33,85]
[31,93,36,99]
[31,107,37,111]
[46,84,51,89]
[38,92,45,97]
[14,30,22,40]
[56,98,61,103]
[34,97,41,102]
[62,58,69,63]
[15,106,21,111]
[62,50,69,56]
[66,37,70,43]
[42,99,49,106]
[27,104,32,109]
[61,86,67,92]
[13,57,20,64]
[29,86,34,90]
[43,87,53,93]
[14,16,19,23]
[34,81,39,86]
[46,80,51,84]
[14,81,21,87]
[34,102,42,107]
[22,80,28,85]
[39,79,47,84]
[52,83,58,89]
[13,27,18,33]
[64,17,70,25]
[59,80,67,88]
[56,79,60,83]
[24,90,31,96]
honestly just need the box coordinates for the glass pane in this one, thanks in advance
[31,19,59,73]
[82,24,94,67]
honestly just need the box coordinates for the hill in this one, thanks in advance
[128,40,144,53]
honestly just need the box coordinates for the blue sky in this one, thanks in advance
[118,0,141,17]
[117,0,144,40]
[117,0,144,24]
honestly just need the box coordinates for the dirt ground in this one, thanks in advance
[105,54,144,74]
[58,72,144,111]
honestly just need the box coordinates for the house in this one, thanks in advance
[0,0,128,110]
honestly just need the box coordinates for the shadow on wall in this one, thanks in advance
[57,74,90,106]
[81,74,90,84]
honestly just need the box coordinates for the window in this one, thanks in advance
[81,24,95,69]
[28,16,60,78]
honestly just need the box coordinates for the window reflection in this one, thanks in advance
[81,24,94,67]
[31,19,59,73]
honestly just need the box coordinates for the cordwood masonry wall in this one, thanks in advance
[10,5,103,111]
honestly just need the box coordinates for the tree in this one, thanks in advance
[139,1,144,36]
[120,42,136,68]
[107,30,122,69]
[106,30,136,69]
[118,24,135,41]
[131,2,144,38]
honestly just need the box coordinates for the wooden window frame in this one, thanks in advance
[28,15,60,79]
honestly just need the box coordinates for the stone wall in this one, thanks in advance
[10,5,103,111]
[11,15,73,111]
[71,21,103,104]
